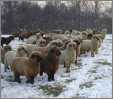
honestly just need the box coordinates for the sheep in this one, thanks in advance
[52,34,68,41]
[36,38,47,47]
[21,44,38,55]
[40,46,61,81]
[21,44,48,56]
[19,32,34,40]
[1,36,14,47]
[42,34,53,44]
[87,33,93,39]
[60,41,77,73]
[46,39,63,49]
[4,46,28,72]
[1,45,12,64]
[94,33,105,42]
[81,31,88,40]
[26,35,37,44]
[11,51,43,84]
[80,36,100,57]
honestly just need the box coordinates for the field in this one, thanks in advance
[1,34,112,98]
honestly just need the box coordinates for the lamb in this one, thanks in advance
[60,41,77,73]
[80,36,100,57]
[40,46,61,81]
[11,51,43,84]
[4,46,28,72]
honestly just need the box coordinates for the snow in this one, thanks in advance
[1,34,112,98]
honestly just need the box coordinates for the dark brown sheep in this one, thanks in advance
[40,46,61,81]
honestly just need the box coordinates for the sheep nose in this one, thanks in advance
[69,44,72,47]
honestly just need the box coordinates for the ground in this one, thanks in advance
[1,34,112,98]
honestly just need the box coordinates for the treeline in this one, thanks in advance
[1,1,112,34]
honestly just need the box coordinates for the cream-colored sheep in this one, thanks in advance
[80,36,100,57]
[1,45,12,64]
[26,35,37,44]
[60,41,77,73]
[4,46,28,72]
[81,31,88,40]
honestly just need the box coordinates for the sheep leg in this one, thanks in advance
[26,76,34,84]
[51,72,55,81]
[14,73,21,83]
[4,64,9,72]
[91,51,94,57]
[48,72,53,81]
[95,49,98,54]
[40,70,43,76]
[64,62,66,67]
[66,65,70,73]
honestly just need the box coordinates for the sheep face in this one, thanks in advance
[87,34,93,39]
[49,46,61,56]
[3,45,12,52]
[39,39,46,47]
[17,47,28,57]
[73,40,81,46]
[29,51,43,63]
[67,42,77,50]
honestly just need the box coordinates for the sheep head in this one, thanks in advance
[66,42,77,50]
[17,46,29,57]
[29,51,43,63]
[48,46,61,56]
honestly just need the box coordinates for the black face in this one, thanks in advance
[49,46,61,56]
[73,40,80,45]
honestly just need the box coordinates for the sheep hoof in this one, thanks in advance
[91,53,94,57]
[66,69,70,73]
[75,60,77,64]
[14,79,21,83]
[26,80,34,84]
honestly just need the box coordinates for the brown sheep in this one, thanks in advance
[40,46,61,81]
[11,51,43,84]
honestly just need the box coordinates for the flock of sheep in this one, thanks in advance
[1,29,106,84]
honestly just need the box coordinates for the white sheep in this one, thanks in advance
[80,36,100,57]
[60,41,77,73]
[26,35,37,44]
[4,46,28,72]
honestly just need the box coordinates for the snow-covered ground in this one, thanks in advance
[1,34,112,98]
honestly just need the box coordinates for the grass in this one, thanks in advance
[79,81,94,89]
[64,78,76,83]
[94,60,112,66]
[88,65,99,74]
[94,76,102,80]
[39,84,65,96]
